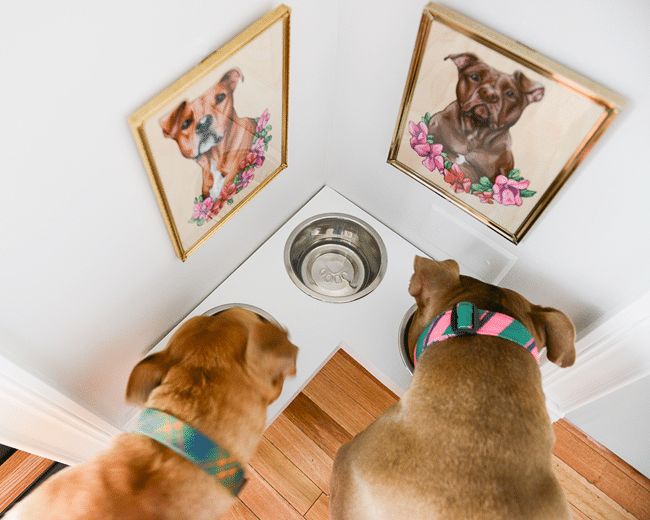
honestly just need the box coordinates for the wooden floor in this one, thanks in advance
[2,349,647,518]
[0,448,66,514]
[221,349,649,520]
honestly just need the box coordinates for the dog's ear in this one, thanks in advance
[246,321,297,401]
[160,101,187,138]
[409,256,460,308]
[513,71,545,104]
[530,306,576,367]
[126,352,171,406]
[445,53,479,71]
[220,68,245,91]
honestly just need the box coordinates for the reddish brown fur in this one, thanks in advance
[330,256,575,519]
[9,309,297,520]
[427,53,544,183]
[161,68,256,198]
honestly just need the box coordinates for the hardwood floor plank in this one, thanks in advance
[249,438,321,515]
[265,414,333,494]
[569,503,591,520]
[283,393,352,459]
[320,350,398,418]
[0,451,53,512]
[219,499,259,520]
[558,420,649,491]
[552,456,636,520]
[304,493,329,520]
[303,369,376,436]
[553,419,650,519]
[257,351,639,520]
[238,466,303,520]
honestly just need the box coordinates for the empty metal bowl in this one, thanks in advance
[399,304,417,374]
[284,213,387,303]
[203,303,278,325]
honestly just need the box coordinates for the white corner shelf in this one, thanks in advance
[126,186,428,428]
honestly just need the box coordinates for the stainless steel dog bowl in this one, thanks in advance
[284,213,387,303]
[203,303,278,325]
[398,304,417,374]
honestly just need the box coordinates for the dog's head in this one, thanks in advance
[126,307,298,408]
[160,68,245,160]
[407,256,575,367]
[446,53,544,130]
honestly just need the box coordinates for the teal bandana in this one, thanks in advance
[133,408,245,495]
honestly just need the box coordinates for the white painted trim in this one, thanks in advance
[543,291,650,419]
[0,353,122,465]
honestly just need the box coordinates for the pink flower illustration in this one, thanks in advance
[240,138,266,169]
[409,121,428,153]
[192,197,213,221]
[240,152,264,170]
[421,144,444,172]
[408,121,445,172]
[241,170,255,185]
[252,137,265,155]
[443,164,471,193]
[236,169,255,189]
[477,191,494,204]
[492,175,529,206]
[256,109,270,133]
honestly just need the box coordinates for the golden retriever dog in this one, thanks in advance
[330,256,575,520]
[7,308,298,520]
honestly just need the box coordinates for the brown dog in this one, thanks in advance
[7,309,297,520]
[161,68,256,199]
[428,53,544,183]
[330,256,575,520]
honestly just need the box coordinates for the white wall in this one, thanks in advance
[328,0,650,333]
[567,375,650,477]
[0,0,337,426]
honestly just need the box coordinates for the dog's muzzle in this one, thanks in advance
[195,114,223,157]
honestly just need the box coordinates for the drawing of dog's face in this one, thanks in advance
[446,53,544,129]
[160,68,244,159]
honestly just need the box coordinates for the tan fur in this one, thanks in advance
[9,309,297,520]
[160,68,256,199]
[330,256,575,520]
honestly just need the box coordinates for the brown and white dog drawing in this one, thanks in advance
[428,53,544,183]
[161,68,256,199]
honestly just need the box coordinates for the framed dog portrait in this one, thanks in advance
[388,3,623,244]
[130,5,289,260]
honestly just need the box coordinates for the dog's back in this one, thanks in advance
[331,341,569,520]
[330,257,574,520]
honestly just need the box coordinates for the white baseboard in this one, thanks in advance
[542,291,650,418]
[0,354,122,465]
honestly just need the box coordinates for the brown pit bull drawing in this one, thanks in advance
[427,53,544,183]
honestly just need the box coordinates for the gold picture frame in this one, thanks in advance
[130,5,290,260]
[388,3,624,244]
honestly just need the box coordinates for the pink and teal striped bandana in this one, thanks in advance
[414,301,540,366]
[133,408,245,495]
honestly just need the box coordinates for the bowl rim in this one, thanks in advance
[283,212,388,303]
[202,303,279,326]
[398,303,417,374]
